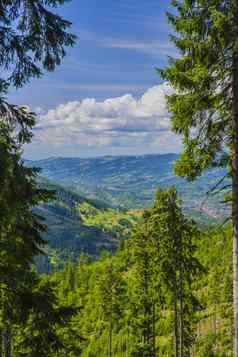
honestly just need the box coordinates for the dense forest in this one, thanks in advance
[2,0,238,356]
[47,190,233,356]
[1,187,233,356]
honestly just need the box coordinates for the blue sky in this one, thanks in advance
[10,0,181,159]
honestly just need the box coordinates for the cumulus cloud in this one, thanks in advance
[26,83,181,159]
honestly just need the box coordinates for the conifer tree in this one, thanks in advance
[160,1,238,353]
[76,253,91,306]
[0,0,76,353]
[0,0,76,280]
[149,188,202,356]
[130,211,159,357]
[97,257,124,357]
[0,0,75,91]
[0,111,49,356]
[12,275,79,357]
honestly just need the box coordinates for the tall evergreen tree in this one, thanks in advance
[130,211,159,357]
[149,188,203,356]
[97,257,124,357]
[0,110,49,356]
[10,274,79,357]
[0,0,76,278]
[160,0,238,354]
[0,0,76,353]
[126,188,202,356]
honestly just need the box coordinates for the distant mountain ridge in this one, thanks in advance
[28,153,228,217]
[28,154,229,268]
[26,153,178,186]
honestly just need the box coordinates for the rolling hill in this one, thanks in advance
[35,179,139,270]
[28,153,229,217]
[27,154,230,269]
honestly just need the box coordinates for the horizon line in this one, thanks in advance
[24,152,179,161]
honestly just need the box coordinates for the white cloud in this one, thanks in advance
[26,83,181,159]
[101,39,177,57]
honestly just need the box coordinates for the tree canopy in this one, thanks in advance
[0,0,76,90]
[160,1,238,354]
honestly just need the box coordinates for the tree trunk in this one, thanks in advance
[173,278,179,357]
[2,327,12,357]
[179,270,184,357]
[108,311,113,357]
[142,247,152,352]
[152,302,156,357]
[1,289,12,357]
[232,3,238,351]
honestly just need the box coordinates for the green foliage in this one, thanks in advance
[29,155,230,220]
[32,186,232,357]
[50,188,208,356]
[0,2,235,356]
[160,1,238,353]
[0,1,76,355]
[34,183,141,270]
[160,1,232,178]
[79,202,140,240]
[148,188,203,356]
[0,0,76,89]
[0,107,81,356]
[50,225,233,356]
[12,275,79,357]
[32,173,226,269]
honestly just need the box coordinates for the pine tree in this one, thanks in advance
[97,256,124,357]
[149,188,203,356]
[13,275,79,357]
[0,113,50,356]
[130,211,159,357]
[0,0,75,91]
[0,0,76,353]
[160,1,238,353]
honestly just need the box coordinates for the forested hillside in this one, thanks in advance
[46,189,233,356]
[34,162,223,269]
[28,154,228,216]
[2,0,238,356]
[36,178,140,271]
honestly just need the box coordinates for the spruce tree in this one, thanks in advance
[12,274,79,357]
[0,111,49,356]
[0,0,75,90]
[97,257,124,357]
[0,0,76,352]
[0,0,76,278]
[149,188,202,356]
[130,211,159,357]
[160,1,238,354]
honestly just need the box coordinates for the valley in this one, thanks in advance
[28,154,229,266]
